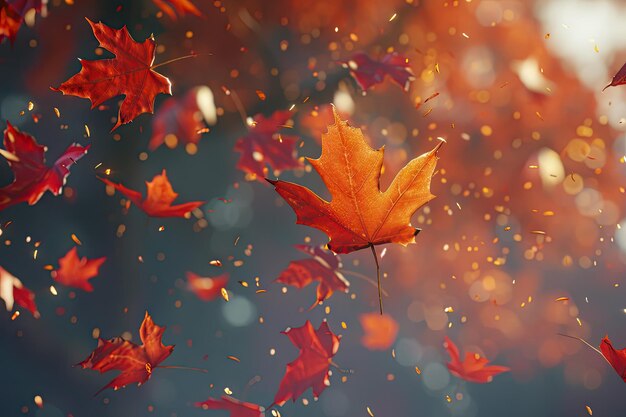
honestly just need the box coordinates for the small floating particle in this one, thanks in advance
[555,297,569,302]
[227,355,240,362]
[221,288,229,302]
[209,260,222,267]
[366,406,374,417]
[71,233,82,245]
[50,286,58,296]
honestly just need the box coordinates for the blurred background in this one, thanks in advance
[2,0,626,416]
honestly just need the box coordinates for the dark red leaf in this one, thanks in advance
[275,245,349,308]
[345,52,415,92]
[78,312,174,394]
[149,86,215,151]
[0,266,39,318]
[196,395,264,417]
[235,110,302,181]
[0,122,89,211]
[604,62,626,90]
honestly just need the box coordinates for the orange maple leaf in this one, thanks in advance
[100,169,204,218]
[268,108,442,312]
[444,336,509,383]
[53,247,106,292]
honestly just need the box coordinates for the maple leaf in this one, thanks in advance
[196,395,265,417]
[345,52,415,92]
[152,0,202,20]
[604,62,626,91]
[100,169,204,217]
[444,336,509,383]
[359,312,398,351]
[273,320,340,407]
[0,0,43,44]
[53,19,174,131]
[235,110,303,181]
[149,86,216,151]
[275,245,349,308]
[52,247,106,292]
[268,108,442,312]
[600,336,626,382]
[0,2,21,45]
[0,266,39,318]
[186,271,229,301]
[78,312,174,394]
[268,109,441,253]
[0,122,89,211]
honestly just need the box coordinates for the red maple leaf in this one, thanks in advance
[359,312,398,351]
[0,266,39,318]
[0,122,89,211]
[52,247,106,292]
[275,245,349,308]
[444,336,509,383]
[149,86,216,151]
[0,0,43,44]
[100,169,204,217]
[604,62,626,90]
[152,0,202,20]
[345,52,415,92]
[78,312,174,394]
[186,271,229,301]
[235,110,302,181]
[273,320,340,406]
[53,19,173,131]
[600,336,626,382]
[196,395,265,417]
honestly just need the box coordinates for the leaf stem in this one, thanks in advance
[369,243,383,314]
[156,365,208,373]
[338,269,389,296]
[557,333,610,365]
[330,360,353,374]
[151,53,198,70]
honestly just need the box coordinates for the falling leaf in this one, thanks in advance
[0,266,39,318]
[149,86,216,151]
[100,170,204,217]
[272,320,340,406]
[0,122,89,211]
[152,0,202,20]
[196,395,264,417]
[52,247,106,292]
[604,62,626,91]
[186,272,229,301]
[360,312,398,350]
[235,110,302,180]
[268,109,442,254]
[53,19,174,131]
[600,336,626,382]
[444,336,509,383]
[275,245,349,308]
[0,0,43,44]
[345,52,415,91]
[78,312,174,394]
